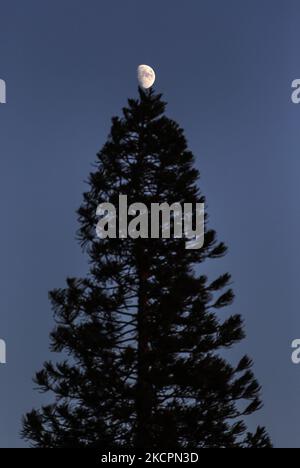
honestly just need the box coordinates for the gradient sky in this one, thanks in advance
[0,0,299,448]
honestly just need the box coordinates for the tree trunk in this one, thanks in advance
[135,243,152,453]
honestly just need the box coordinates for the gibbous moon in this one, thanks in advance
[137,65,156,89]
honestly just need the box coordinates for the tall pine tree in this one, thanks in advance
[22,89,271,449]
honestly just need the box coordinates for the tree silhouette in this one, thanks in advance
[22,89,271,449]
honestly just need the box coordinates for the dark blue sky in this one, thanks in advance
[0,0,299,448]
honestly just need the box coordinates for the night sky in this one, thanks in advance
[0,0,299,448]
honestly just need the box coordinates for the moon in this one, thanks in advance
[137,65,156,89]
